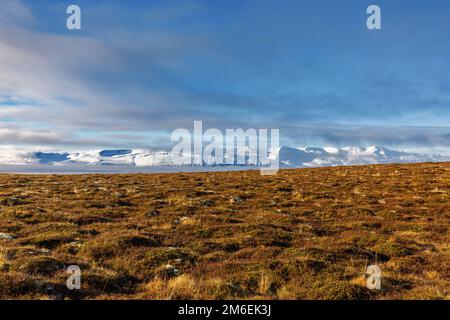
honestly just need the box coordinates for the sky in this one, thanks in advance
[0,0,450,153]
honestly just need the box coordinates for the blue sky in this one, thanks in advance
[0,0,450,152]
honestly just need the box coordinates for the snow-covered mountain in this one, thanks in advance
[277,146,448,167]
[0,146,448,168]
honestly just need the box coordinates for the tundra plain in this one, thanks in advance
[0,162,449,300]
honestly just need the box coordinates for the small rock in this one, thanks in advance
[155,263,182,279]
[145,210,160,218]
[230,196,243,204]
[174,216,189,225]
[34,280,46,288]
[1,196,26,206]
[200,199,215,207]
[164,264,180,277]
[0,233,14,240]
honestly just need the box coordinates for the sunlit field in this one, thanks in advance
[0,162,449,300]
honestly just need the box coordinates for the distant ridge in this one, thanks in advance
[0,146,448,168]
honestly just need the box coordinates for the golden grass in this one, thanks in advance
[0,162,448,299]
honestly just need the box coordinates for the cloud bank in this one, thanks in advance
[0,0,449,153]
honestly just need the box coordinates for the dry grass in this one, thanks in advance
[0,162,449,300]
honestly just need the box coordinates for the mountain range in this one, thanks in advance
[0,146,448,169]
